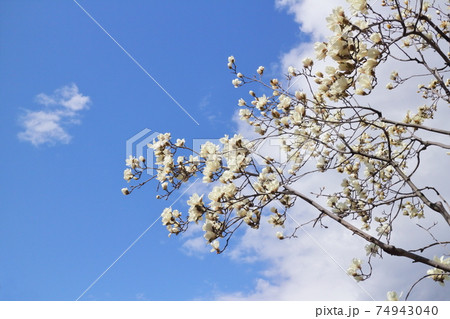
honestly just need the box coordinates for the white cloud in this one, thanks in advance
[275,0,346,40]
[199,93,212,110]
[218,214,373,300]
[18,84,91,146]
[217,194,449,300]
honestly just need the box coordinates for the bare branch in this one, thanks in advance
[283,185,450,273]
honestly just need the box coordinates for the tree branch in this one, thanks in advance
[392,165,450,226]
[381,118,450,136]
[283,185,450,273]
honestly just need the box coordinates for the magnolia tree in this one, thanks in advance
[122,0,449,300]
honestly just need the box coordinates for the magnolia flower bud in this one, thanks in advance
[355,88,366,95]
[302,57,313,68]
[270,78,279,87]
[228,56,235,64]
[121,188,130,195]
[288,66,297,76]
[271,109,280,118]
[139,156,145,162]
[295,91,306,100]
[386,291,400,301]
[257,66,265,75]
[232,78,242,88]
[175,138,185,147]
[210,240,220,253]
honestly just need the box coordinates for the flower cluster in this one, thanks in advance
[254,167,280,196]
[427,256,450,286]
[267,207,286,228]
[220,134,252,173]
[161,207,183,235]
[347,258,364,282]
[121,0,450,296]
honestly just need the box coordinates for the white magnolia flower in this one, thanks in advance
[210,240,220,252]
[325,66,336,75]
[365,243,379,257]
[256,94,269,110]
[326,7,345,32]
[295,91,306,100]
[390,71,399,80]
[257,66,265,75]
[125,155,140,169]
[187,193,205,222]
[347,0,368,13]
[161,207,173,225]
[268,214,284,227]
[386,291,401,301]
[239,108,252,120]
[330,76,350,96]
[367,48,380,59]
[123,168,133,181]
[370,32,382,43]
[326,195,338,207]
[208,186,224,203]
[354,20,368,30]
[358,74,373,90]
[314,42,328,60]
[302,57,313,68]
[288,66,297,76]
[277,95,291,110]
[219,170,234,183]
[376,224,391,237]
[175,138,185,147]
[232,78,242,88]
[427,256,450,286]
[223,183,237,198]
[200,141,219,158]
[347,258,363,282]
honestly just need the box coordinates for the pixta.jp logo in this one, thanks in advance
[126,128,160,176]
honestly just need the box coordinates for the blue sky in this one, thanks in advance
[0,0,303,300]
[1,0,449,302]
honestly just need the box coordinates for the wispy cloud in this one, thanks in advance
[18,84,91,146]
